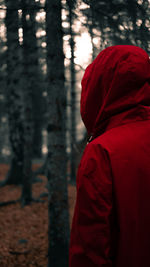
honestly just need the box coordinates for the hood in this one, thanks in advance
[81,45,150,138]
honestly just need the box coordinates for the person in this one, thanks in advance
[69,45,150,267]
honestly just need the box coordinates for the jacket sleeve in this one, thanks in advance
[69,142,116,267]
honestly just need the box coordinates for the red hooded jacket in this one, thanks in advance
[69,45,150,267]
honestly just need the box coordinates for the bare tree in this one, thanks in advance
[4,0,24,186]
[67,0,77,182]
[21,0,34,205]
[28,0,44,158]
[46,0,70,266]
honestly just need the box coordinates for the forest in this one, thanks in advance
[0,0,149,266]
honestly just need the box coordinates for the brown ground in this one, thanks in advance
[0,164,76,267]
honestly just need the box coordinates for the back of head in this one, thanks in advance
[81,45,150,136]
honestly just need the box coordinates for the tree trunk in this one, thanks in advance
[21,0,34,205]
[5,0,24,185]
[89,1,98,60]
[46,0,70,266]
[139,0,150,52]
[67,0,77,183]
[29,2,43,158]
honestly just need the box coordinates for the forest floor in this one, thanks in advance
[0,164,76,267]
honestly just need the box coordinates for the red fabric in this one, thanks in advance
[69,45,150,267]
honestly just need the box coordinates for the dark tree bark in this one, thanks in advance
[67,0,77,182]
[89,2,97,60]
[4,0,24,185]
[126,0,138,45]
[28,1,43,158]
[21,0,34,205]
[138,0,150,53]
[46,0,70,266]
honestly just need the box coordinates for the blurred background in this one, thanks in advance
[0,0,149,266]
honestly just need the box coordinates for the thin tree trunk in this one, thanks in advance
[89,2,97,60]
[21,0,33,205]
[139,0,149,52]
[46,0,70,266]
[68,0,76,182]
[89,24,97,60]
[29,2,43,158]
[126,0,138,45]
[5,0,24,185]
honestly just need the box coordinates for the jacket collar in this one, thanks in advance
[88,105,150,142]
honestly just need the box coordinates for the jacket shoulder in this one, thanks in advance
[77,140,112,191]
[91,120,150,154]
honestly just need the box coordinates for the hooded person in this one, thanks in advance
[69,45,150,267]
